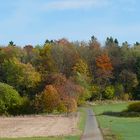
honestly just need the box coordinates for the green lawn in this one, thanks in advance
[93,102,140,140]
[0,136,79,140]
[0,108,86,140]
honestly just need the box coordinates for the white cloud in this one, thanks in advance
[42,0,110,11]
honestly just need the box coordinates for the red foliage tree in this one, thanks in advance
[96,53,113,80]
[95,54,113,99]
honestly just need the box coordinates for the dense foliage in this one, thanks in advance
[0,82,22,115]
[0,36,140,115]
[127,102,140,112]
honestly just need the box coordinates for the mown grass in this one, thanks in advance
[78,107,87,132]
[93,102,140,140]
[0,107,86,140]
[0,136,79,140]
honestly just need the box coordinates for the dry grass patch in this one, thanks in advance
[0,115,79,138]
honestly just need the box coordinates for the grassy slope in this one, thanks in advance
[93,103,140,140]
[0,108,86,140]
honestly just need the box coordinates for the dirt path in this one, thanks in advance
[81,108,103,140]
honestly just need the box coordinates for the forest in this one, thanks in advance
[0,36,140,115]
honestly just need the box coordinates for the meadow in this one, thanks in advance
[93,102,140,140]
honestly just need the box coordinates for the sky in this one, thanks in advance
[0,0,140,46]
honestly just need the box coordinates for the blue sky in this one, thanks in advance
[0,0,140,46]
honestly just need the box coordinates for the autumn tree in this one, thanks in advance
[95,54,113,82]
[72,59,91,102]
[33,44,57,83]
[44,73,78,111]
[88,36,102,80]
[0,46,23,63]
[41,85,60,113]
[73,59,89,76]
[95,54,113,99]
[89,36,101,50]
[51,39,79,77]
[23,45,34,63]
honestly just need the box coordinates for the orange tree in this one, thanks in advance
[33,84,61,114]
[95,53,113,99]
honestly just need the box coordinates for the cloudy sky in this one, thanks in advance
[0,0,140,46]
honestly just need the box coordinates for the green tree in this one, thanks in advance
[34,44,57,81]
[2,58,41,95]
[114,83,124,99]
[133,58,140,99]
[119,70,138,93]
[8,41,16,47]
[103,85,115,99]
[0,82,22,115]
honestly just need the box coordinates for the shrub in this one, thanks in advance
[0,82,22,115]
[9,97,34,115]
[63,98,77,113]
[114,83,124,99]
[77,88,89,105]
[127,102,140,112]
[103,86,115,99]
[33,94,44,113]
[57,101,67,113]
[90,85,101,100]
[120,93,130,101]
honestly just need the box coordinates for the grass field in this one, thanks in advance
[0,108,86,140]
[93,102,140,140]
[0,136,79,140]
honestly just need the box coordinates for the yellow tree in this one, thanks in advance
[73,59,89,76]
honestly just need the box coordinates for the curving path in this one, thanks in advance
[81,108,103,140]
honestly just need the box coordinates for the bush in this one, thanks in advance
[0,100,6,114]
[74,85,91,106]
[114,83,124,99]
[33,94,44,113]
[90,85,101,100]
[63,98,77,113]
[0,82,22,115]
[57,101,67,113]
[120,93,130,101]
[103,86,115,99]
[9,97,34,115]
[127,102,140,112]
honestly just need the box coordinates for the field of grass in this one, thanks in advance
[0,136,79,140]
[0,108,86,140]
[93,102,140,140]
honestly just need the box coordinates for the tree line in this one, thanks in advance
[0,36,140,115]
